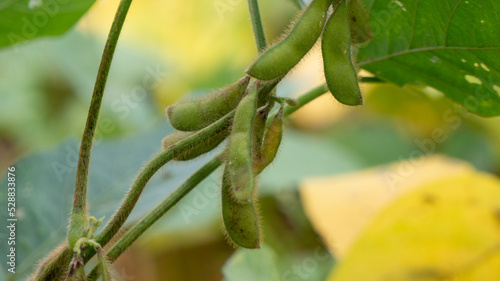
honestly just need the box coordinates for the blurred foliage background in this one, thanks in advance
[1,0,500,280]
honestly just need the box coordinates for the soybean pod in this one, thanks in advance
[322,0,363,106]
[251,105,271,161]
[166,77,250,131]
[246,0,333,80]
[161,130,193,151]
[228,82,259,203]
[350,0,372,44]
[221,166,261,249]
[162,118,231,161]
[254,106,284,175]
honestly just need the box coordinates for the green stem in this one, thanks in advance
[85,82,332,280]
[35,1,133,280]
[247,0,267,52]
[284,84,328,116]
[71,0,133,217]
[282,76,383,116]
[86,153,224,280]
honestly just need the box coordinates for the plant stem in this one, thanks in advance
[247,0,267,52]
[35,1,133,280]
[85,82,331,280]
[86,153,224,280]
[284,84,328,116]
[282,76,383,116]
[71,0,133,217]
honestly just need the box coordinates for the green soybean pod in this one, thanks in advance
[350,0,373,44]
[322,0,363,106]
[254,107,284,175]
[251,105,271,161]
[228,82,259,202]
[245,0,333,80]
[166,77,250,131]
[161,130,193,151]
[221,167,261,249]
[161,120,231,161]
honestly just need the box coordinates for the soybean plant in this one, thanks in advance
[29,0,373,279]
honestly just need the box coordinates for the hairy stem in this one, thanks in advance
[284,84,328,116]
[247,0,267,52]
[86,153,224,280]
[71,0,133,216]
[282,76,382,116]
[35,2,133,280]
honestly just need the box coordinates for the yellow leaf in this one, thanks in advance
[326,172,500,281]
[301,155,475,257]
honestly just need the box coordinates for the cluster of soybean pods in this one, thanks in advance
[164,0,371,248]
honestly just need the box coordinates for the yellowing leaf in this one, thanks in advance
[301,155,475,257]
[327,172,500,281]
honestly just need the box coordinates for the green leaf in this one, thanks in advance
[222,244,281,281]
[358,0,500,117]
[0,0,95,49]
[326,172,500,281]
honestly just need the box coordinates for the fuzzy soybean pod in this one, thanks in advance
[221,166,261,249]
[161,120,231,161]
[228,82,259,202]
[322,0,363,106]
[254,107,284,175]
[166,77,250,131]
[350,0,373,44]
[251,105,271,161]
[246,0,333,80]
[161,130,193,151]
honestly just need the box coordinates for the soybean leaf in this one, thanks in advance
[222,244,281,281]
[326,172,500,280]
[0,0,95,49]
[358,0,500,117]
